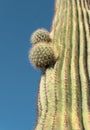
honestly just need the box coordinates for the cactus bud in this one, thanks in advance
[30,28,51,45]
[29,42,55,69]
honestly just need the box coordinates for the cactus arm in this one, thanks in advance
[31,0,90,130]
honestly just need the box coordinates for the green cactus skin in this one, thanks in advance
[29,42,55,69]
[33,0,90,130]
[30,28,51,45]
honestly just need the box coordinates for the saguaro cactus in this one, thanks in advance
[30,0,90,130]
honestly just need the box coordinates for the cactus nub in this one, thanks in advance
[29,42,55,69]
[30,28,51,45]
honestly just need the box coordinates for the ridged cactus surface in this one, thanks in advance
[30,0,90,130]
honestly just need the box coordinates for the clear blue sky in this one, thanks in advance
[0,0,54,130]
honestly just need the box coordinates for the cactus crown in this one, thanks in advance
[29,42,55,69]
[30,28,51,45]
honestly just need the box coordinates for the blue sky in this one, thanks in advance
[0,0,54,130]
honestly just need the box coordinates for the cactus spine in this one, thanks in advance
[32,0,90,130]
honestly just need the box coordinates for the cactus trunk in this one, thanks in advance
[34,0,90,130]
